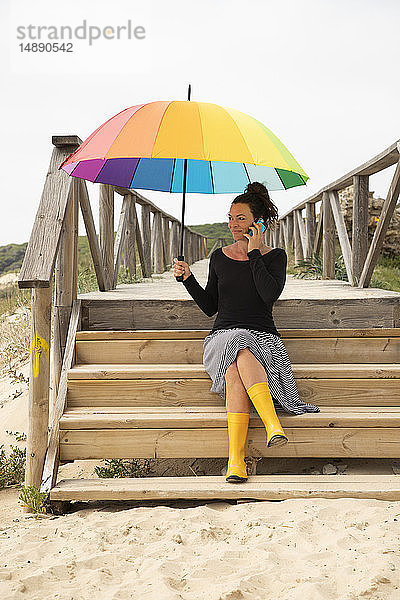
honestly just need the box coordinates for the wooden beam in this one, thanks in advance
[295,209,307,257]
[124,197,137,280]
[113,195,130,287]
[52,135,82,148]
[322,192,335,279]
[328,190,354,285]
[41,300,81,495]
[352,175,369,285]
[78,179,106,291]
[99,184,114,290]
[18,143,78,288]
[359,159,400,287]
[305,202,315,259]
[24,286,52,511]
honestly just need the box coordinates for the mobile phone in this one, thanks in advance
[248,218,267,236]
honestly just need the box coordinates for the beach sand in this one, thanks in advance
[1,361,400,599]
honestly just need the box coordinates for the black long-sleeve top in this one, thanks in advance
[182,246,287,337]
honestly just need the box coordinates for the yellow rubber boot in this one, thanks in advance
[226,412,249,483]
[246,381,288,448]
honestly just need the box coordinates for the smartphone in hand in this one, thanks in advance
[248,218,267,237]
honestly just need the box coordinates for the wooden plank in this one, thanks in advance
[322,191,335,279]
[59,406,400,429]
[79,298,400,331]
[359,158,400,287]
[52,135,82,148]
[124,196,137,279]
[78,180,106,291]
[49,474,400,502]
[305,202,315,259]
[75,336,400,365]
[352,174,369,285]
[113,194,129,287]
[41,300,81,495]
[18,144,77,288]
[328,190,354,285]
[66,378,400,408]
[67,362,400,380]
[295,209,307,257]
[75,328,400,340]
[293,209,303,263]
[140,203,152,277]
[99,184,114,290]
[25,286,52,501]
[59,426,400,459]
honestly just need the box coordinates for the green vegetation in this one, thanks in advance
[0,243,27,276]
[18,485,49,516]
[286,240,400,292]
[0,432,26,489]
[93,458,152,478]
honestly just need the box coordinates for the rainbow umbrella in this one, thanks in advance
[60,86,308,280]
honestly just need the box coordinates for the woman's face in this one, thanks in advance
[227,203,256,240]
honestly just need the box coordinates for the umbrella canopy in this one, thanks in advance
[59,100,308,193]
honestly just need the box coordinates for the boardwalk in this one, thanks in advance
[79,255,400,301]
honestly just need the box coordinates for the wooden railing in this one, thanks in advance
[17,134,208,501]
[267,139,400,287]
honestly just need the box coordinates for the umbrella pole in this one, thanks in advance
[176,83,191,282]
[176,157,188,282]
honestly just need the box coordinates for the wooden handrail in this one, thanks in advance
[280,139,400,218]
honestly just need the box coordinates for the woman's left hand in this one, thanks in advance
[243,221,263,252]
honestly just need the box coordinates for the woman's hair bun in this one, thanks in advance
[245,181,269,197]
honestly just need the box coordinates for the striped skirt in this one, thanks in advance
[203,327,320,415]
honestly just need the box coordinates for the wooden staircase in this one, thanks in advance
[48,326,400,505]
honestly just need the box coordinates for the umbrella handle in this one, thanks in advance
[175,254,185,282]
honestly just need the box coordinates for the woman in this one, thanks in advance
[173,182,320,484]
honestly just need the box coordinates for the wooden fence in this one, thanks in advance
[267,139,400,287]
[17,135,208,496]
[17,134,400,498]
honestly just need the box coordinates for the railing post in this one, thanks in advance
[153,211,164,274]
[99,183,114,289]
[352,175,369,285]
[162,216,171,268]
[305,202,316,259]
[293,209,303,264]
[24,286,52,511]
[51,179,78,421]
[124,196,137,280]
[322,191,335,278]
[141,204,152,277]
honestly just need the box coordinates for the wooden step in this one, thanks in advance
[49,474,400,501]
[75,328,400,365]
[59,406,400,429]
[79,297,400,331]
[68,363,400,380]
[67,377,400,408]
[75,328,400,340]
[59,423,400,460]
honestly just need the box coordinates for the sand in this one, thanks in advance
[1,361,400,599]
[0,489,400,599]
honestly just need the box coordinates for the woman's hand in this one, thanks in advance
[173,257,192,281]
[243,221,263,253]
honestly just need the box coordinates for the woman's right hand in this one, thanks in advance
[173,257,191,281]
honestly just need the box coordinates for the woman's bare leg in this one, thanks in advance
[235,348,267,390]
[224,359,251,413]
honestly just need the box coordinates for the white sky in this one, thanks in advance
[1,0,399,246]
